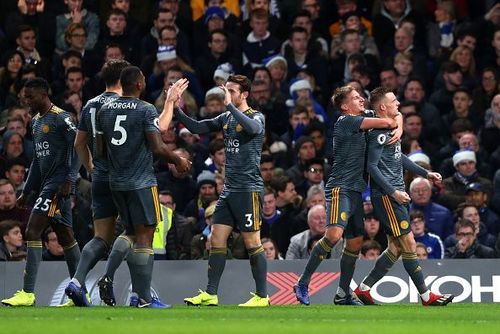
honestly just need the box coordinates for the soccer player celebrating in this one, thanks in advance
[294,85,402,306]
[181,75,269,307]
[64,59,130,306]
[2,78,81,307]
[354,87,454,306]
[95,66,190,308]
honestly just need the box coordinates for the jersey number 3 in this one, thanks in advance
[111,115,128,146]
[245,213,253,227]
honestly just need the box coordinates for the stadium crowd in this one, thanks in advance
[0,0,499,263]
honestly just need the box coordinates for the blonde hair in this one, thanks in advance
[450,46,475,76]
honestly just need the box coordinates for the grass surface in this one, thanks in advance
[1,304,499,334]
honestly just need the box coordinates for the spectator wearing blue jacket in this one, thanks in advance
[409,177,454,239]
[410,210,444,259]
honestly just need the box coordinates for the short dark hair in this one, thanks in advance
[209,29,227,42]
[456,29,476,42]
[332,85,356,109]
[227,74,251,93]
[454,218,475,234]
[65,66,84,79]
[62,50,82,61]
[108,8,127,18]
[409,209,425,222]
[361,240,382,256]
[208,138,224,155]
[403,77,425,91]
[455,202,477,219]
[17,24,35,39]
[24,77,50,93]
[289,26,308,39]
[120,66,143,93]
[0,220,21,238]
[4,157,27,171]
[260,154,274,165]
[403,112,422,122]
[304,121,325,136]
[453,86,471,98]
[369,86,392,109]
[102,59,130,87]
[450,118,473,134]
[441,61,461,74]
[270,175,292,194]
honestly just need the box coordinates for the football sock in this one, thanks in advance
[105,235,133,280]
[128,247,154,303]
[23,241,43,293]
[298,237,334,285]
[206,247,227,295]
[63,241,81,278]
[248,245,267,298]
[337,249,359,297]
[361,249,398,289]
[74,237,109,287]
[402,252,428,295]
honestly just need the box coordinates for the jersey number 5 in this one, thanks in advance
[111,115,128,146]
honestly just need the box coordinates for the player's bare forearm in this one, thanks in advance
[74,131,93,172]
[159,100,175,131]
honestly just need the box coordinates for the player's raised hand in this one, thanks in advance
[427,172,442,185]
[36,0,44,12]
[165,78,189,104]
[175,156,192,174]
[387,126,402,145]
[219,85,231,106]
[391,190,411,205]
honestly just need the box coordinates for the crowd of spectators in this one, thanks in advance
[0,0,499,262]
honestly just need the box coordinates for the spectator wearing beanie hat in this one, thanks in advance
[183,170,218,234]
[287,78,327,122]
[438,150,493,211]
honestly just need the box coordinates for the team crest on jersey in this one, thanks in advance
[400,220,409,229]
[236,124,243,132]
[340,212,348,221]
[377,134,386,144]
[42,124,50,133]
[223,124,228,130]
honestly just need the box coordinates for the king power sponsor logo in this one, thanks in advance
[267,273,500,304]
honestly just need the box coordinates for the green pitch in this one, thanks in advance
[1,304,499,334]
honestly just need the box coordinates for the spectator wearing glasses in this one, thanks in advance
[445,219,495,258]
[296,157,324,198]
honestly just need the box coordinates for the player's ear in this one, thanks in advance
[242,91,249,99]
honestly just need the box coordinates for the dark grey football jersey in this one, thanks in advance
[78,92,119,182]
[325,114,366,199]
[367,129,404,196]
[197,108,265,192]
[97,97,159,191]
[30,105,78,187]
